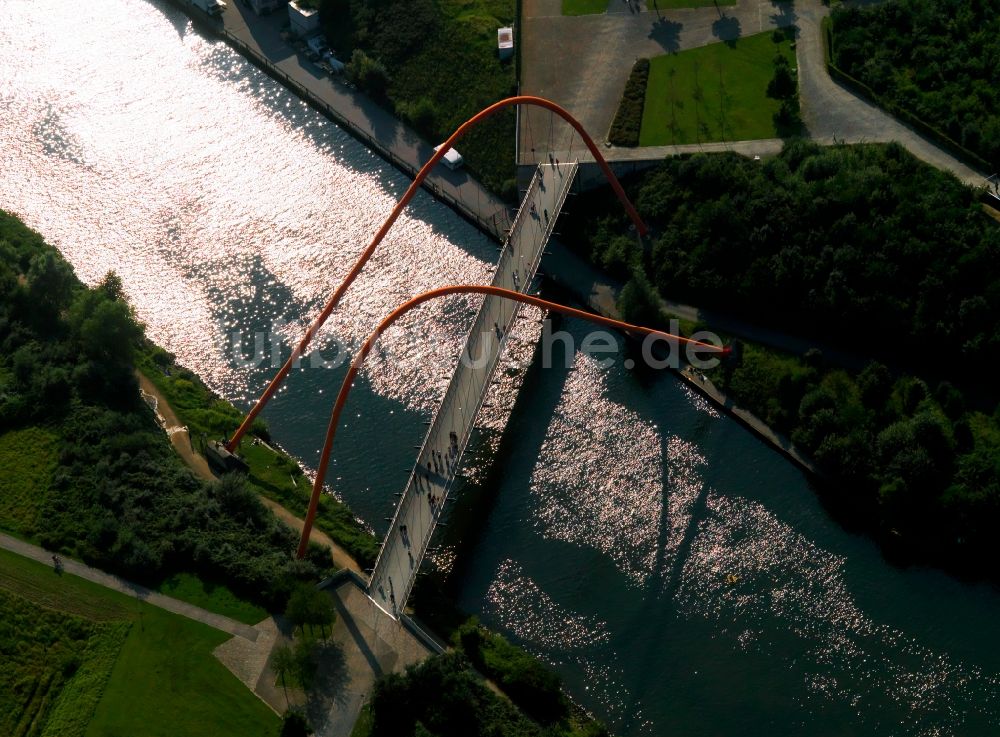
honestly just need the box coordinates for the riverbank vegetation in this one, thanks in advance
[318,0,518,198]
[829,0,1000,171]
[637,29,797,146]
[0,210,329,610]
[0,548,278,737]
[558,142,1000,565]
[137,348,380,569]
[566,141,1000,377]
[355,650,609,737]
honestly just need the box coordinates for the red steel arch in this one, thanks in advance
[296,284,727,559]
[227,96,648,452]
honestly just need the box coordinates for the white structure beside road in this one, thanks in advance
[433,144,464,171]
[288,0,320,37]
[497,27,514,60]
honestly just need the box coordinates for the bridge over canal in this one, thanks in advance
[222,97,727,619]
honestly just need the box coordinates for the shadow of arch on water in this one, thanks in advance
[146,0,191,41]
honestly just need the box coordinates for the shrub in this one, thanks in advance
[346,50,390,99]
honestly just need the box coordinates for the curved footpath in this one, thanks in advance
[0,531,259,640]
[793,0,984,187]
[137,371,362,574]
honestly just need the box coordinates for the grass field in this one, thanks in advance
[639,30,795,146]
[0,587,126,737]
[0,549,279,737]
[0,426,57,535]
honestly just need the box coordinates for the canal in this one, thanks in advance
[1,1,999,734]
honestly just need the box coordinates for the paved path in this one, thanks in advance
[0,531,260,641]
[793,0,985,187]
[520,0,797,160]
[306,578,432,737]
[368,162,577,616]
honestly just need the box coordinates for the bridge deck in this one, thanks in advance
[368,161,578,616]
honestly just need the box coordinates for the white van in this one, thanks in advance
[433,144,464,171]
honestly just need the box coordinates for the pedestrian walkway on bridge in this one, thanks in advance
[368,161,579,616]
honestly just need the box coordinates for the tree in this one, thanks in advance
[292,638,318,690]
[346,50,389,98]
[272,643,296,703]
[618,269,663,329]
[284,585,313,635]
[279,710,311,737]
[767,57,796,99]
[284,584,336,638]
[25,249,77,323]
[773,98,801,134]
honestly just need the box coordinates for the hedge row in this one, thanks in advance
[608,58,650,147]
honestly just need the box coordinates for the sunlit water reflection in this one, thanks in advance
[3,2,1000,735]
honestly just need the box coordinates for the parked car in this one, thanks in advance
[305,35,328,61]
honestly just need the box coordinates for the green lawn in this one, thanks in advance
[561,0,608,15]
[640,30,795,146]
[0,586,127,737]
[0,549,279,737]
[0,426,58,535]
[154,573,267,626]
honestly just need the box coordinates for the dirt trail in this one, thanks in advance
[136,371,363,575]
[137,371,214,480]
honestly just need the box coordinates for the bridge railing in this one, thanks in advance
[368,162,577,613]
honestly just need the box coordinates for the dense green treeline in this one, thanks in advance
[359,650,608,737]
[566,141,1000,377]
[830,0,1000,171]
[0,210,327,609]
[319,0,517,197]
[559,143,1000,563]
[713,345,1000,555]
